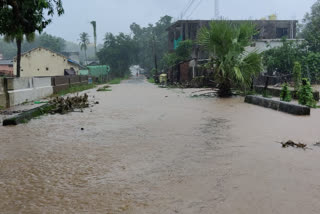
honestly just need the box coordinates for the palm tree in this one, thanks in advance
[79,32,90,65]
[90,21,97,57]
[197,21,263,97]
[4,32,35,77]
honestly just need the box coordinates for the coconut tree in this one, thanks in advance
[0,0,64,77]
[79,32,90,65]
[90,21,97,57]
[4,32,35,76]
[197,21,263,97]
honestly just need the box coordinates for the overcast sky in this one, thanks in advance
[44,0,317,44]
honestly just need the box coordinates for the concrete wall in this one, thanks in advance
[0,78,7,108]
[245,95,310,115]
[13,47,80,77]
[51,75,89,94]
[6,77,53,107]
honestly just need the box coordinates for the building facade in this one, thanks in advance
[167,20,298,55]
[13,47,82,77]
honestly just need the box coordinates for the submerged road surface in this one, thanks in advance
[1,76,320,213]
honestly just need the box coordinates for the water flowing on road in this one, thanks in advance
[1,76,320,213]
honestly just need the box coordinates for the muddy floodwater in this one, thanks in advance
[1,76,320,213]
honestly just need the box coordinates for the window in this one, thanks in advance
[276,28,288,38]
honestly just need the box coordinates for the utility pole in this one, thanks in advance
[215,0,220,19]
[152,34,158,76]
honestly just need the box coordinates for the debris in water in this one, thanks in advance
[314,142,320,147]
[278,140,308,149]
[49,93,89,114]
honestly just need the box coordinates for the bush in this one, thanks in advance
[293,62,302,91]
[298,78,316,107]
[280,83,292,102]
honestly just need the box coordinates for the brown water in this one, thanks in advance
[1,77,320,213]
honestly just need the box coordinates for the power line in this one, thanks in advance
[180,0,197,19]
[186,0,204,19]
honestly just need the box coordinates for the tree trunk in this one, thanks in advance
[16,38,22,77]
[218,79,232,97]
[85,50,88,66]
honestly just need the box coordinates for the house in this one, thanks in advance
[166,20,299,84]
[167,19,298,56]
[13,47,83,77]
[0,59,14,76]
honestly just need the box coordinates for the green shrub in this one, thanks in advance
[293,62,302,91]
[298,78,316,107]
[280,83,292,102]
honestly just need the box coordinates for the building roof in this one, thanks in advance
[167,19,298,31]
[67,59,86,69]
[14,47,69,60]
[0,59,13,65]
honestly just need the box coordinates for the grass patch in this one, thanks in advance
[108,75,130,85]
[0,105,4,110]
[97,88,112,92]
[109,78,122,84]
[148,78,155,84]
[54,84,96,97]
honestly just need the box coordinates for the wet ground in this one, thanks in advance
[1,76,320,213]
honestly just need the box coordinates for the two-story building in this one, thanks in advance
[167,19,298,57]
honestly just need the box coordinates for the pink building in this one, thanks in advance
[0,60,14,76]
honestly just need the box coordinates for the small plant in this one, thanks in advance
[148,78,155,84]
[298,78,316,108]
[280,83,292,102]
[293,62,302,91]
[262,90,271,98]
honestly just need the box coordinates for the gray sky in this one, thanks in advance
[44,0,317,44]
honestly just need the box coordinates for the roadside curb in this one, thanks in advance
[245,95,311,116]
[3,104,55,126]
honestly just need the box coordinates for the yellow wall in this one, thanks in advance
[13,48,80,77]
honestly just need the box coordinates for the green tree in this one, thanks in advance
[301,0,320,52]
[90,21,97,57]
[280,83,292,102]
[263,39,306,76]
[130,15,173,74]
[293,61,302,90]
[0,0,64,77]
[298,78,316,107]
[197,21,263,97]
[79,32,90,65]
[162,40,193,67]
[97,33,137,78]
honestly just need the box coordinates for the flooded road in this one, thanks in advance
[1,76,320,213]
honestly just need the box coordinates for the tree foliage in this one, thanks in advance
[162,40,193,67]
[197,21,263,97]
[97,33,137,78]
[79,32,90,65]
[301,0,320,52]
[280,83,292,102]
[0,0,64,76]
[130,15,173,73]
[293,61,302,90]
[298,78,316,108]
